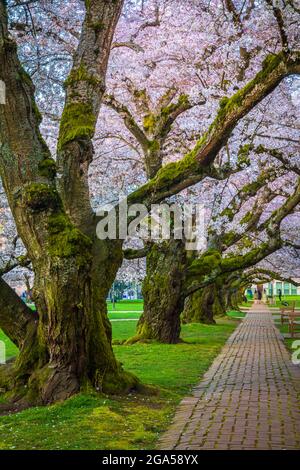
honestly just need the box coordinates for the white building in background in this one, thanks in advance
[249,280,300,297]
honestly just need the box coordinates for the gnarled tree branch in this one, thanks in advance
[127,51,300,207]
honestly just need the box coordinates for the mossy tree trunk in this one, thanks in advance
[20,239,138,403]
[110,89,199,345]
[128,239,187,344]
[183,273,230,325]
[214,286,227,317]
[2,237,138,403]
[0,0,141,404]
[182,286,216,324]
[105,47,300,345]
[225,287,242,310]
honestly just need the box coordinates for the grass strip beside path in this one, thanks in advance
[0,318,237,450]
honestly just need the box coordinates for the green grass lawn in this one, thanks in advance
[107,300,143,312]
[0,317,237,450]
[0,330,18,359]
[274,323,295,351]
[273,315,300,353]
[21,299,144,314]
[108,311,141,320]
[268,295,300,309]
[241,299,253,307]
[227,310,246,318]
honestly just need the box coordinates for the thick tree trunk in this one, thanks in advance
[1,239,141,404]
[183,279,228,325]
[0,0,141,404]
[127,239,187,344]
[225,287,242,310]
[183,286,216,324]
[213,284,227,318]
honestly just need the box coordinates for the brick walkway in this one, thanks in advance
[158,304,300,450]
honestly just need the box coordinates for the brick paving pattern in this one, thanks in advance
[158,303,300,450]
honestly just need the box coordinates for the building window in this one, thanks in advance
[276,282,282,294]
[284,282,290,295]
[291,285,297,295]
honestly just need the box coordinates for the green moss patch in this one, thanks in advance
[47,213,92,263]
[64,64,101,89]
[23,183,59,212]
[210,52,285,132]
[38,158,57,180]
[143,113,157,133]
[133,134,208,198]
[187,249,222,278]
[58,102,96,150]
[226,310,246,319]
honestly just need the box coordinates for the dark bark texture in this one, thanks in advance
[183,286,215,324]
[0,0,142,404]
[129,239,187,344]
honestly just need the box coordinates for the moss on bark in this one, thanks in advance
[183,286,216,325]
[210,53,286,132]
[127,240,187,344]
[22,183,60,212]
[58,102,96,150]
[64,63,102,89]
[47,212,93,264]
[38,158,57,180]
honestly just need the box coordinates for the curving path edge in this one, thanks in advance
[158,304,300,450]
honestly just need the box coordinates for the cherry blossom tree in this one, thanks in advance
[0,0,299,403]
[98,0,300,342]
